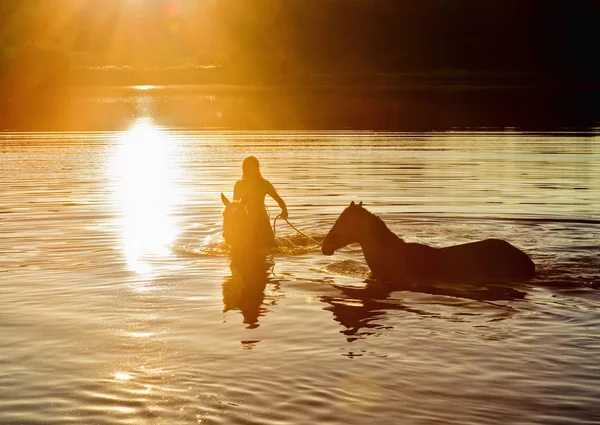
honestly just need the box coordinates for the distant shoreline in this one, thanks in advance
[67,71,600,92]
[3,64,600,101]
[76,82,600,91]
[3,79,600,102]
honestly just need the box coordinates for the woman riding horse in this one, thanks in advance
[222,156,288,250]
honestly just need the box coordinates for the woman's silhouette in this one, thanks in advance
[233,156,288,246]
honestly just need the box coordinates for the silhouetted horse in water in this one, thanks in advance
[322,202,535,282]
[221,193,275,253]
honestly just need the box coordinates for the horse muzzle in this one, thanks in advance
[321,242,335,256]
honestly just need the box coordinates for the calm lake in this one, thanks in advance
[1,87,600,424]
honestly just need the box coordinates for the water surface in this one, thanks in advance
[1,126,600,424]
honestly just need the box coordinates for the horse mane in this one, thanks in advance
[358,206,404,242]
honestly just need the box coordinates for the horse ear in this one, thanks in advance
[221,193,231,206]
[358,201,363,207]
[350,201,355,207]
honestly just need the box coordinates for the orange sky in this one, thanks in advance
[2,0,218,66]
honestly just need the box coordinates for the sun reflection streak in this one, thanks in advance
[111,119,180,273]
[114,372,133,381]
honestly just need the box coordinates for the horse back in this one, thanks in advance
[438,238,535,279]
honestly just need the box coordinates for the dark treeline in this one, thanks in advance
[212,0,600,83]
[1,0,599,87]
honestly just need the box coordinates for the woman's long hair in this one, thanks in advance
[241,156,263,180]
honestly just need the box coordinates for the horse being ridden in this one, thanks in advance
[221,193,276,252]
[322,201,535,282]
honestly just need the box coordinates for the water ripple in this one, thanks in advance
[1,130,600,424]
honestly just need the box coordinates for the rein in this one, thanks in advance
[273,214,322,246]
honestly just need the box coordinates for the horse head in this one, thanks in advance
[322,201,365,255]
[221,193,251,249]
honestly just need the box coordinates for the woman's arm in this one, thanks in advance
[266,181,288,219]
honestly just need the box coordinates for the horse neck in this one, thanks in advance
[353,210,394,243]
[224,203,250,246]
[355,210,403,268]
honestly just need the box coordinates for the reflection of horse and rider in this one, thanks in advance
[221,156,288,250]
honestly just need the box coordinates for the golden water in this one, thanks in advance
[1,124,600,424]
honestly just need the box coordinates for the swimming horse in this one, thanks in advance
[322,202,535,282]
[221,193,275,253]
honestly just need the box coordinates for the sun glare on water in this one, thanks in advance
[111,119,181,274]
